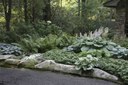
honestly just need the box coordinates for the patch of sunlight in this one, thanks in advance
[61,0,76,9]
[0,17,5,22]
[88,15,97,20]
[111,19,116,22]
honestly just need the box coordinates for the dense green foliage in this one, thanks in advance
[114,38,128,49]
[0,21,62,43]
[0,0,112,35]
[43,49,78,64]
[51,0,111,33]
[66,36,128,59]
[42,48,128,84]
[75,55,98,71]
[41,48,128,84]
[19,33,75,53]
[0,0,128,84]
[98,58,128,84]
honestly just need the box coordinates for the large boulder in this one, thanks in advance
[0,55,16,61]
[35,60,81,74]
[19,54,43,68]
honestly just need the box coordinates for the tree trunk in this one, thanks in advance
[81,0,86,17]
[60,0,62,7]
[43,0,51,21]
[125,0,128,37]
[2,0,12,32]
[5,14,10,31]
[32,4,35,22]
[17,0,22,22]
[114,8,126,39]
[31,0,36,22]
[78,0,81,16]
[24,0,28,23]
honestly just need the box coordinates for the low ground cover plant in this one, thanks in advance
[97,58,128,84]
[43,49,78,65]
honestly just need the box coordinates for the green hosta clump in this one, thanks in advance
[66,37,128,59]
[43,49,78,64]
[75,54,99,71]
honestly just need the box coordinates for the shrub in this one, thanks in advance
[56,33,76,48]
[0,30,19,43]
[19,34,58,53]
[0,21,63,43]
[34,21,62,36]
[19,35,39,54]
[114,38,128,49]
[36,34,58,52]
[19,33,75,53]
[14,22,36,37]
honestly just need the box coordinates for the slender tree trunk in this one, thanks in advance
[125,0,128,37]
[32,6,35,22]
[18,0,22,22]
[24,0,28,23]
[81,0,86,17]
[60,0,62,7]
[31,0,36,22]
[78,0,81,16]
[2,0,12,32]
[43,0,51,21]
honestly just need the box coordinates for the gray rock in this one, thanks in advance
[5,59,21,65]
[19,54,43,67]
[92,68,118,81]
[35,60,81,74]
[0,55,16,61]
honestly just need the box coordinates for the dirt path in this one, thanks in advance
[0,67,120,85]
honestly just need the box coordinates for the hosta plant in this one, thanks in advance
[66,36,128,59]
[0,43,22,56]
[75,54,99,71]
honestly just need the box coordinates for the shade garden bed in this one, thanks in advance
[0,33,128,85]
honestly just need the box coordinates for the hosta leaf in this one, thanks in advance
[81,46,90,52]
[108,42,117,47]
[94,44,103,48]
[85,41,94,46]
[105,45,114,51]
